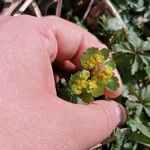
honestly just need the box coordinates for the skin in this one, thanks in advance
[0,15,125,150]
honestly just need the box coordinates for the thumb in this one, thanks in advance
[71,100,126,149]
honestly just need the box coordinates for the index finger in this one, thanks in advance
[43,16,122,98]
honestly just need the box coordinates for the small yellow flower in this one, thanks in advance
[86,56,96,68]
[93,53,104,64]
[88,80,97,90]
[71,84,82,95]
[76,79,87,90]
[105,67,113,76]
[99,67,113,80]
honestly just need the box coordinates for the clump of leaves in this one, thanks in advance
[97,13,150,149]
[68,47,119,103]
[52,0,150,149]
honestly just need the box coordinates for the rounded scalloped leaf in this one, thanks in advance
[105,77,119,91]
[79,69,90,80]
[69,72,80,87]
[91,85,103,97]
[80,47,105,69]
[104,60,116,70]
[99,48,110,59]
[71,84,82,95]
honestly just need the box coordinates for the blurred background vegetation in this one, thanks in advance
[0,0,150,149]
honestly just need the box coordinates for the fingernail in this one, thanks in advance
[112,102,126,125]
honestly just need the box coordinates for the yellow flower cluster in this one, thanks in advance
[69,47,119,103]
[86,57,95,68]
[76,79,87,90]
[93,53,104,64]
[71,79,98,95]
[99,67,113,80]
[71,79,87,95]
[86,54,104,69]
[87,80,98,92]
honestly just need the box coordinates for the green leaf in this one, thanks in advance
[104,60,116,70]
[71,96,85,104]
[76,97,84,104]
[80,50,94,69]
[91,81,103,97]
[145,66,150,80]
[131,56,139,75]
[127,31,142,48]
[135,103,143,116]
[124,42,134,52]
[143,54,150,60]
[129,118,150,138]
[140,55,150,66]
[113,29,126,42]
[79,69,90,80]
[114,44,133,53]
[91,86,103,97]
[126,84,140,99]
[144,105,150,117]
[106,18,124,31]
[127,132,150,147]
[111,128,127,150]
[140,85,150,117]
[106,77,119,91]
[141,41,150,51]
[69,72,80,87]
[140,85,150,100]
[99,48,109,59]
[79,92,94,104]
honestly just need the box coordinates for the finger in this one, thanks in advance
[69,100,126,149]
[0,15,58,96]
[42,16,122,98]
[0,15,10,21]
[0,15,12,27]
[56,60,76,72]
[43,16,106,65]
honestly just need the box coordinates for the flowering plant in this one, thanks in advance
[68,47,119,103]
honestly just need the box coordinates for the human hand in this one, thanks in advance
[0,15,125,150]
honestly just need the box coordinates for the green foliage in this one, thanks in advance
[99,14,150,148]
[100,17,125,31]
[111,128,127,150]
[54,0,150,149]
[68,47,119,103]
[127,132,150,147]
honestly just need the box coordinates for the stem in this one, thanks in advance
[29,0,42,17]
[83,0,95,21]
[13,0,33,16]
[2,0,22,15]
[55,0,63,17]
[89,143,102,150]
